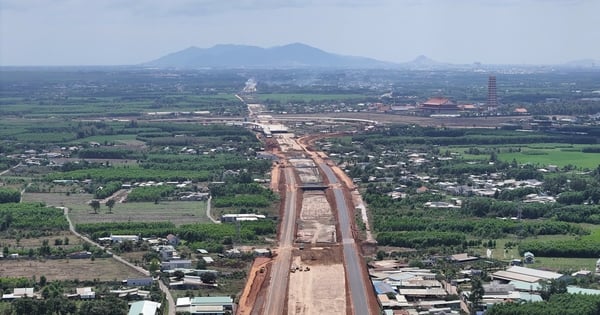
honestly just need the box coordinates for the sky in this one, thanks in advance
[1,0,599,66]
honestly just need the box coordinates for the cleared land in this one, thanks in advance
[0,258,141,281]
[276,134,303,152]
[297,191,336,244]
[287,248,346,315]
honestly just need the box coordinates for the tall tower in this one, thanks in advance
[487,75,498,111]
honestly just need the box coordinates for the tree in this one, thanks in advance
[148,259,160,274]
[173,270,185,281]
[469,277,485,315]
[200,272,217,284]
[105,199,115,214]
[89,200,100,214]
[540,279,567,301]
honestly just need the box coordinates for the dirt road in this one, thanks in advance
[61,207,176,315]
[262,167,298,314]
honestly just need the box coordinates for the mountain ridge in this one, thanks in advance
[144,43,600,69]
[144,43,396,69]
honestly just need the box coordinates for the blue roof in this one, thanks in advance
[516,292,543,302]
[509,280,542,291]
[372,281,396,294]
[567,286,600,295]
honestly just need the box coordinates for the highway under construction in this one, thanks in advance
[237,131,378,315]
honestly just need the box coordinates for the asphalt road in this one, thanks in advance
[263,167,297,314]
[320,164,373,315]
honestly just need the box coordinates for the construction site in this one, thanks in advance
[237,132,378,315]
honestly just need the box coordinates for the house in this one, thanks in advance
[492,266,565,283]
[524,252,535,264]
[220,213,266,222]
[449,253,479,264]
[2,288,34,300]
[76,287,95,299]
[128,300,161,315]
[126,277,153,287]
[253,248,271,257]
[166,234,179,246]
[110,235,139,243]
[202,256,214,264]
[157,245,179,261]
[161,260,192,271]
[416,186,429,194]
[176,296,233,314]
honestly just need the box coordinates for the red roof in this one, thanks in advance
[459,104,477,110]
[422,97,453,106]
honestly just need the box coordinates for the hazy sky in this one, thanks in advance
[1,0,599,66]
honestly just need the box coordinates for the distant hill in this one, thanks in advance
[144,43,396,69]
[562,59,599,68]
[399,55,451,69]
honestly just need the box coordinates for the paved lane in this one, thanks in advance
[320,163,373,315]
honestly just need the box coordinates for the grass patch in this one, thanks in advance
[67,200,209,226]
[499,144,600,169]
[445,144,600,169]
[527,257,597,272]
[22,192,210,226]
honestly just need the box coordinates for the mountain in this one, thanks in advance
[144,43,395,69]
[562,59,599,68]
[399,55,453,70]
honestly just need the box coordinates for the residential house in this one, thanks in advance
[126,277,153,287]
[2,288,34,300]
[161,260,192,271]
[128,300,161,315]
[110,235,139,243]
[166,234,179,246]
[76,287,95,299]
[524,252,535,264]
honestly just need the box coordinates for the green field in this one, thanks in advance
[22,192,210,226]
[471,223,600,271]
[498,144,600,169]
[449,144,600,169]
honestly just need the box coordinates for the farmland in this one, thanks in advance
[1,67,600,314]
[0,258,141,281]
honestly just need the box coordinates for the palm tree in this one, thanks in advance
[105,199,115,214]
[89,200,100,214]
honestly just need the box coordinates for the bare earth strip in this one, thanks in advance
[0,258,140,281]
[287,251,346,315]
[297,192,336,244]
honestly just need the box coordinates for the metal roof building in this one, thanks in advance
[128,301,161,315]
[492,266,565,283]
